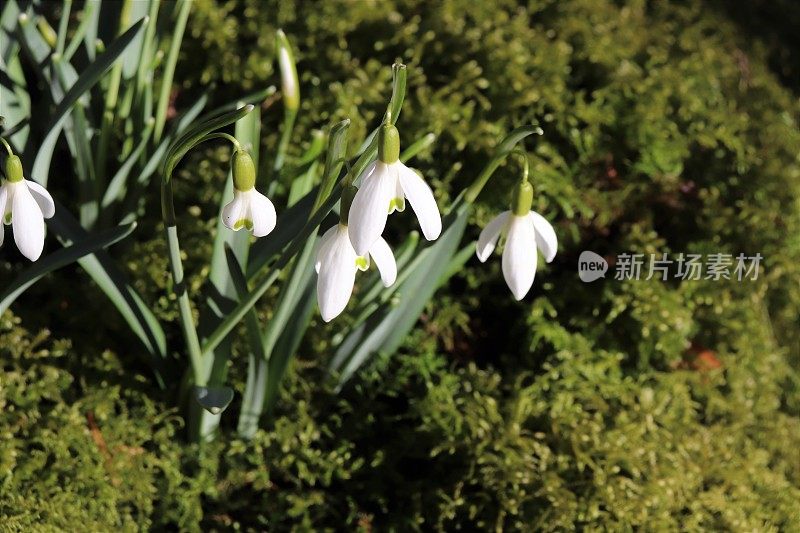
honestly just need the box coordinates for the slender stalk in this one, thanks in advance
[464,126,543,203]
[201,189,339,357]
[0,138,13,156]
[153,0,191,143]
[63,0,97,61]
[94,0,133,189]
[55,0,72,55]
[165,222,205,385]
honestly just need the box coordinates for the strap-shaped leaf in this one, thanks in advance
[0,222,136,315]
[31,17,147,186]
[331,126,541,386]
[163,104,253,180]
[46,204,167,380]
[330,201,469,386]
[464,125,543,203]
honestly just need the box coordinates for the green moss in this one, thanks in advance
[3,0,799,529]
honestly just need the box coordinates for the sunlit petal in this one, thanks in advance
[348,161,395,255]
[317,227,359,322]
[502,214,537,300]
[530,210,557,263]
[221,190,248,231]
[476,211,510,262]
[397,163,441,241]
[248,190,277,237]
[11,182,46,261]
[315,225,339,274]
[0,185,7,247]
[368,237,397,287]
[25,180,55,219]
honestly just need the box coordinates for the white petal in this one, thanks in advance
[221,189,248,231]
[248,190,277,237]
[0,185,7,247]
[476,211,510,262]
[389,178,405,213]
[317,228,358,322]
[368,237,397,287]
[25,180,55,219]
[353,160,377,188]
[530,210,557,263]
[502,214,537,301]
[315,225,339,274]
[348,161,395,256]
[2,183,11,225]
[11,182,46,261]
[397,163,441,241]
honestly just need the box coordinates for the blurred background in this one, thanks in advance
[2,0,799,529]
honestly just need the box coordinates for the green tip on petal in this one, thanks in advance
[355,256,369,271]
[233,218,254,230]
[388,197,405,213]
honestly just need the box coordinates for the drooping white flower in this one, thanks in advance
[348,124,441,256]
[0,155,55,261]
[222,188,277,237]
[476,210,557,301]
[221,150,276,237]
[315,223,397,322]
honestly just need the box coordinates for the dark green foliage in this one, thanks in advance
[2,0,799,530]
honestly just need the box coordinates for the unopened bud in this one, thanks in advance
[276,30,300,111]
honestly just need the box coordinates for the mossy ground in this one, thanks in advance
[2,0,799,530]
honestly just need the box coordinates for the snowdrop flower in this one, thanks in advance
[1,154,55,261]
[348,123,441,256]
[221,150,276,237]
[476,180,557,300]
[315,220,397,322]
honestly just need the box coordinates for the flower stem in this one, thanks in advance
[0,138,13,156]
[463,125,543,203]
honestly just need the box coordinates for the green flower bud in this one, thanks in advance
[511,180,533,216]
[378,124,400,164]
[276,29,300,112]
[232,150,256,191]
[37,16,57,48]
[5,155,24,183]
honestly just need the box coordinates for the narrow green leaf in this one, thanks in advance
[153,0,191,142]
[31,17,147,186]
[0,222,136,315]
[464,125,544,203]
[46,204,167,379]
[164,104,253,180]
[331,200,469,386]
[347,62,407,184]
